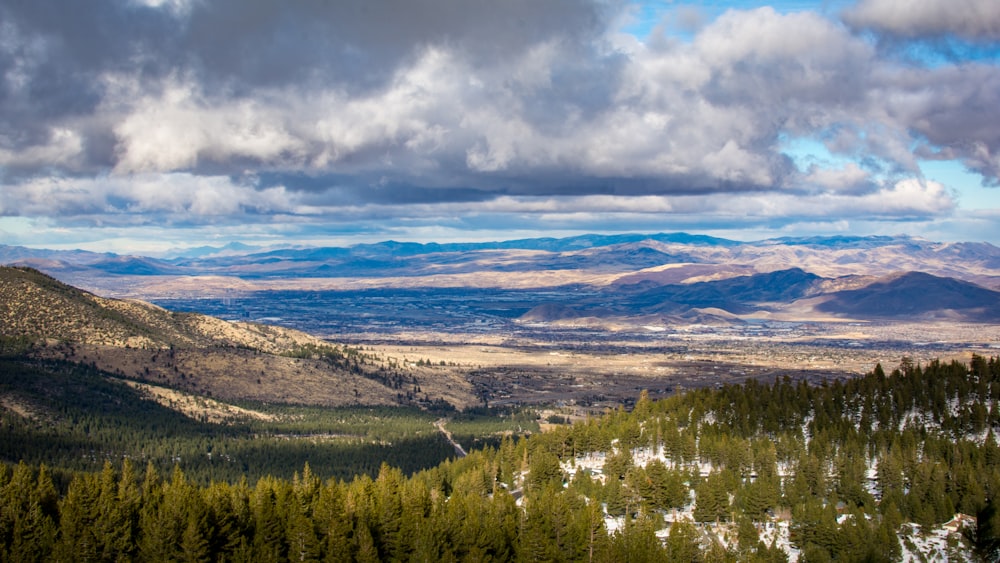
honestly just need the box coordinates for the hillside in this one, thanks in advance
[632,267,824,314]
[0,266,318,351]
[2,356,996,561]
[817,271,1000,321]
[0,266,476,409]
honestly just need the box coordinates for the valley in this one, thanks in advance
[7,232,1000,414]
[151,287,1000,411]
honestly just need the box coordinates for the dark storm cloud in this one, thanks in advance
[0,0,618,174]
[843,0,1000,42]
[0,1,173,151]
[2,0,614,84]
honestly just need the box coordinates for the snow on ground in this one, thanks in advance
[564,451,608,482]
[758,521,800,562]
[559,446,975,561]
[563,445,714,482]
[865,459,880,499]
[898,524,975,562]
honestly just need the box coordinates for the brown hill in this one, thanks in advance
[0,267,475,408]
[0,266,317,351]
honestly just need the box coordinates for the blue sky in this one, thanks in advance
[0,0,998,253]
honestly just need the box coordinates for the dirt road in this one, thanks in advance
[434,418,467,458]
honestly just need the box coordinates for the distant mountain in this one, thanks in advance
[165,241,262,259]
[491,232,738,251]
[762,235,906,248]
[5,234,1000,308]
[515,267,1000,324]
[817,271,1000,321]
[518,268,824,320]
[87,255,182,276]
[0,244,112,266]
[634,267,823,312]
[520,302,585,322]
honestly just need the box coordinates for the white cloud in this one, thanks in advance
[93,7,885,195]
[111,75,307,174]
[0,173,296,222]
[803,163,873,194]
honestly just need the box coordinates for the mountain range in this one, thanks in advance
[524,267,1000,324]
[4,233,1000,324]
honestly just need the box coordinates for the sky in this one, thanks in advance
[1,0,999,253]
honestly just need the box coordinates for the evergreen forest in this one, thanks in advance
[3,355,1000,561]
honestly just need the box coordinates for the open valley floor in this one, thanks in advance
[152,289,1000,412]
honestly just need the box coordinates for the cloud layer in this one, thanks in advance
[1,0,998,247]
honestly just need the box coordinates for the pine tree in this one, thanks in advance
[353,521,381,563]
[8,499,58,563]
[735,515,763,559]
[518,484,572,562]
[527,450,565,492]
[137,465,193,562]
[373,462,406,560]
[663,520,701,562]
[598,516,670,563]
[694,472,731,523]
[55,471,101,562]
[251,478,288,561]
[790,500,839,559]
[180,506,213,563]
[1,463,58,562]
[311,480,351,562]
[603,448,633,482]
[286,508,320,562]
[203,481,249,559]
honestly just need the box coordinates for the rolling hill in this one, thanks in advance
[0,266,312,350]
[0,266,475,409]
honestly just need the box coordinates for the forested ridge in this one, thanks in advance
[3,356,1000,561]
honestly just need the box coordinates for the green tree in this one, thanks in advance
[663,520,702,562]
[180,505,212,563]
[694,472,731,523]
[527,450,565,492]
[55,470,102,562]
[597,516,669,563]
[0,463,58,562]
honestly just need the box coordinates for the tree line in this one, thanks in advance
[3,356,1000,560]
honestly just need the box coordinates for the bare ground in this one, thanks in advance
[118,379,277,423]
